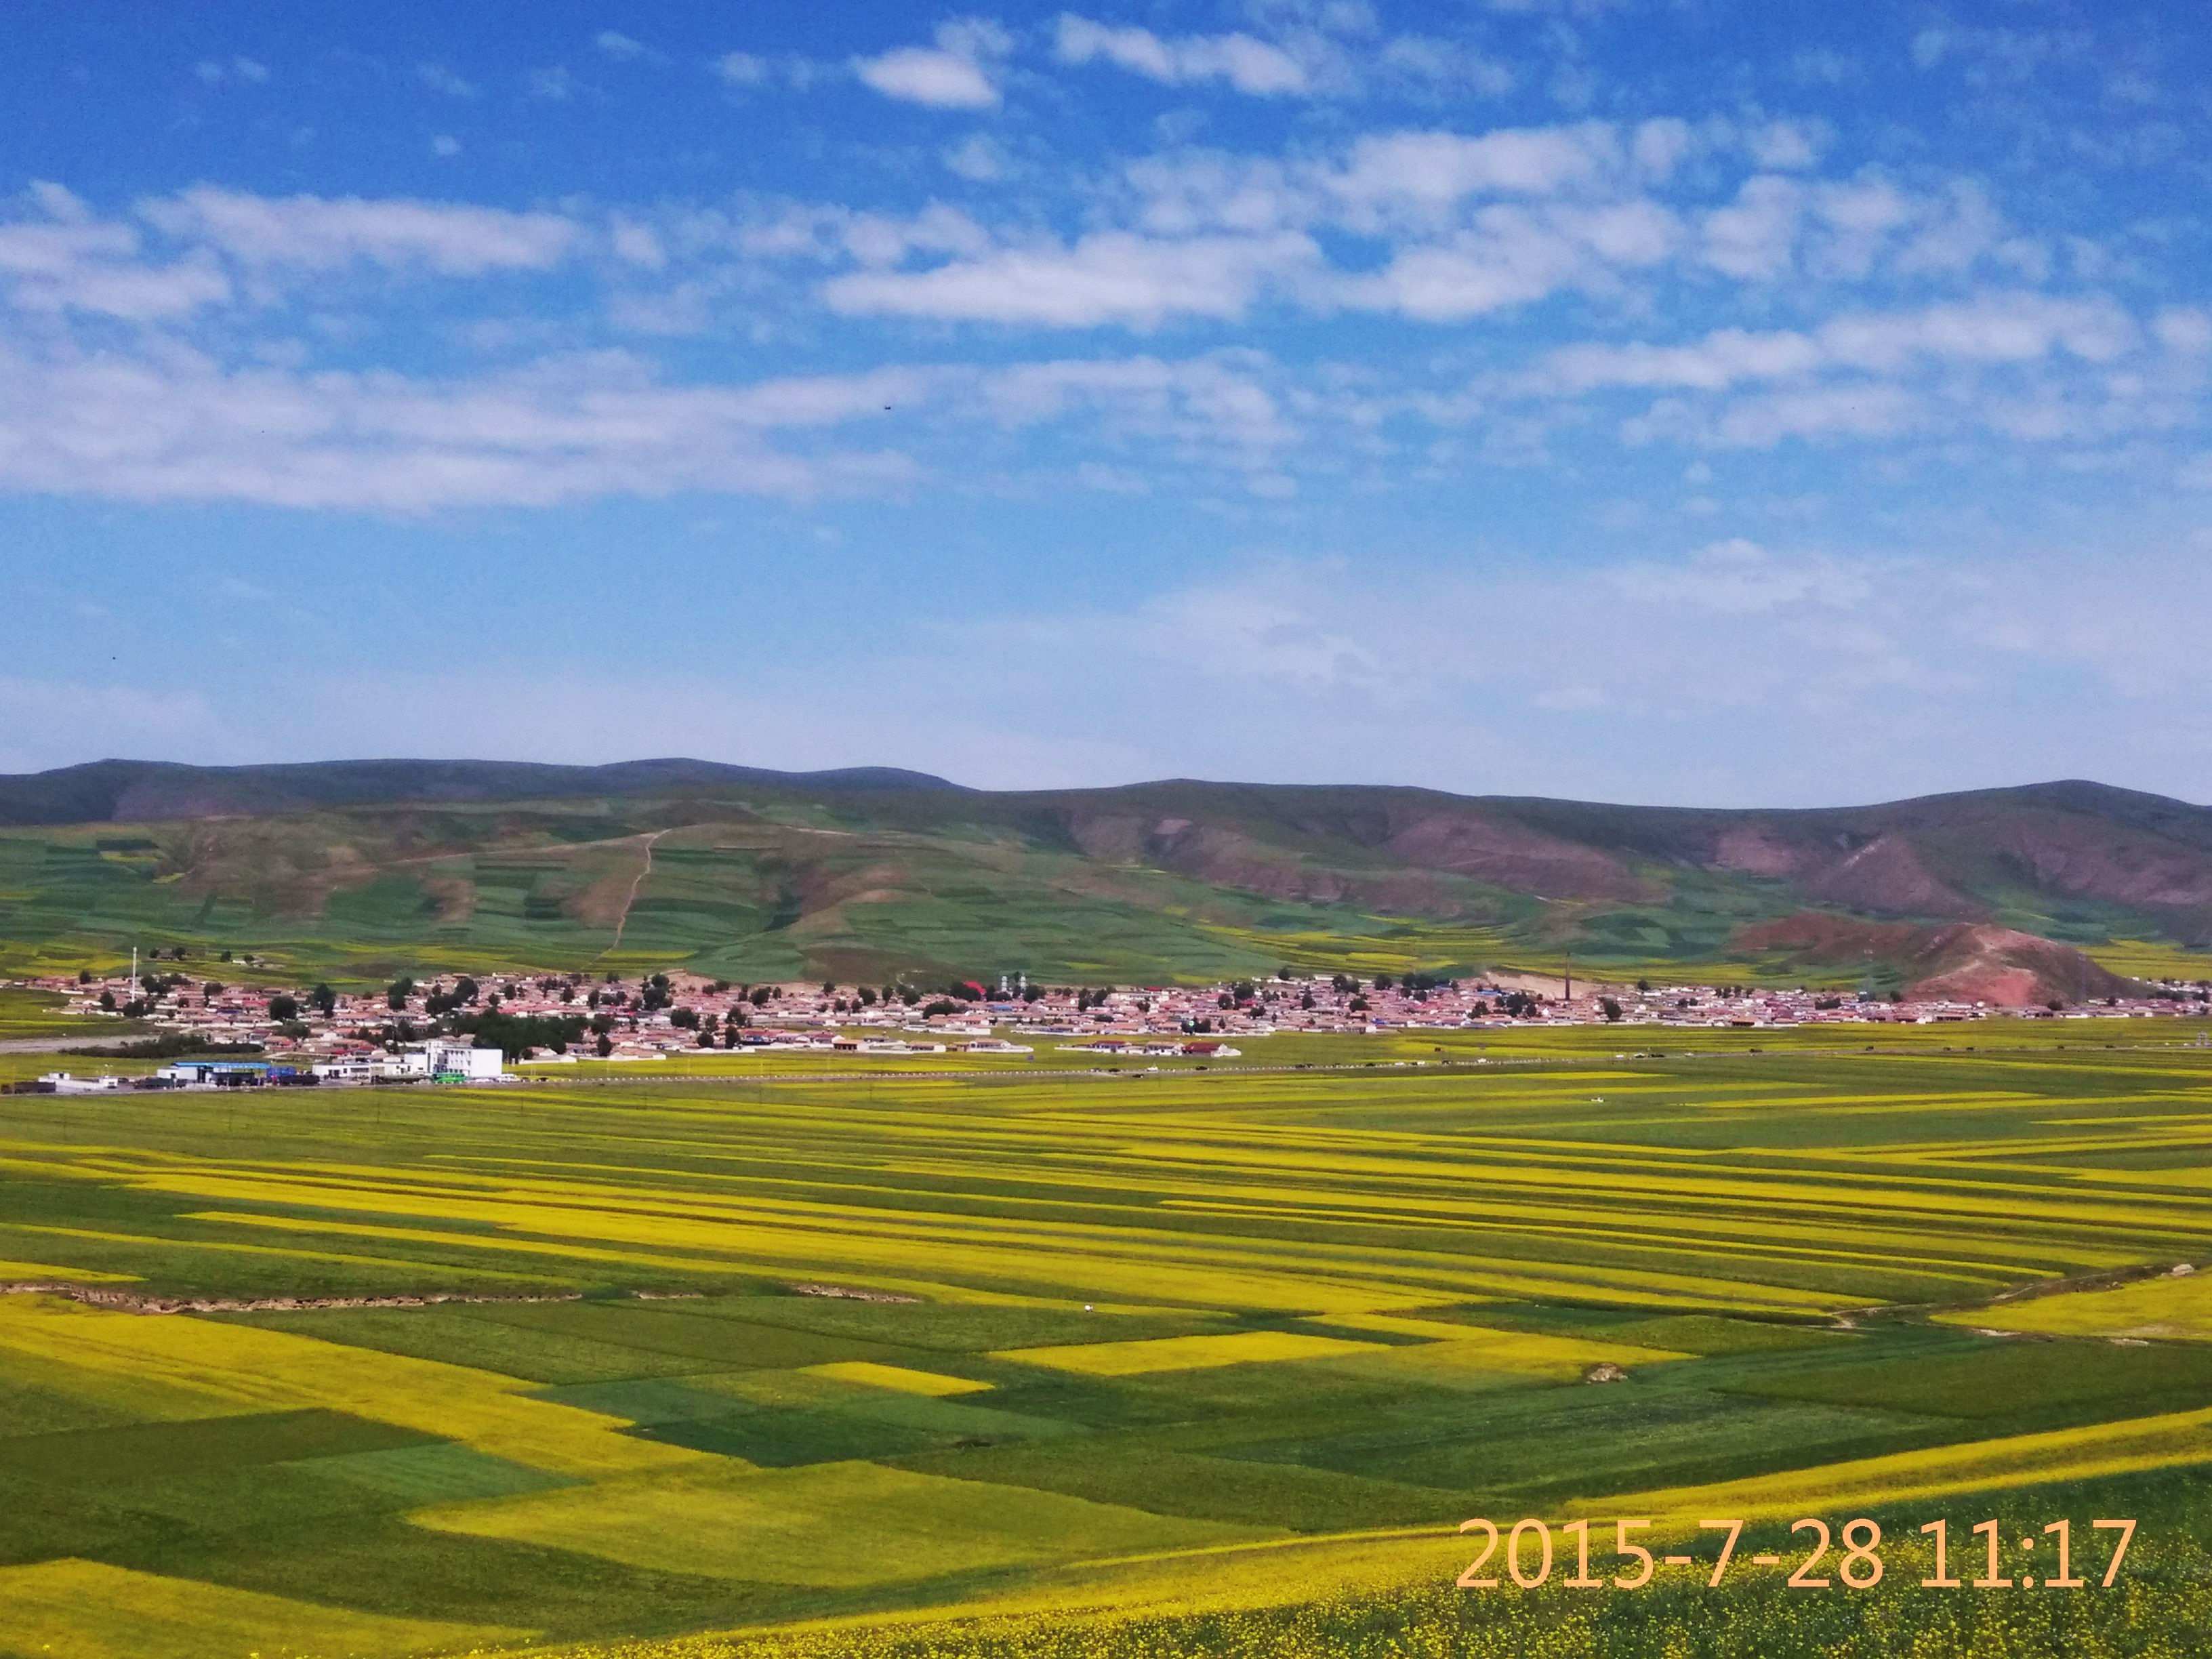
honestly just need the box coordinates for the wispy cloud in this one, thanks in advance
[854,18,1012,109]
[1054,16,1309,96]
[192,57,270,88]
[138,188,579,274]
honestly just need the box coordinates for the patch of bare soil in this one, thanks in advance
[788,1282,922,1303]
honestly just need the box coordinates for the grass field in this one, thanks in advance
[0,1024,2207,1656]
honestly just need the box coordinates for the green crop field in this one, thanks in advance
[1,1024,2208,1658]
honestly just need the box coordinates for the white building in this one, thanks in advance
[334,1042,508,1084]
[38,1071,126,1094]
[419,1040,507,1082]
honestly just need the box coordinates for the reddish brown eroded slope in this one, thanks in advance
[1732,912,2139,1004]
[1905,923,2139,1004]
[1801,834,1984,919]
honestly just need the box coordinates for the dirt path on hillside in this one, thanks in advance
[606,830,667,953]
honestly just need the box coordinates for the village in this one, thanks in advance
[16,956,2212,1092]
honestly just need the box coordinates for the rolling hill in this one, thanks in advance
[1,760,2207,994]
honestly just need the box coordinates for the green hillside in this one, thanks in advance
[3,761,2211,987]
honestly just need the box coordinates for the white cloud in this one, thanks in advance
[1345,201,1677,321]
[978,353,1296,455]
[526,66,577,102]
[432,135,462,159]
[855,19,1011,109]
[0,344,924,510]
[609,220,666,269]
[1628,382,1925,449]
[1747,120,1822,171]
[823,230,1321,328]
[193,57,270,87]
[942,134,1013,181]
[1700,175,1802,279]
[1326,125,1623,228]
[0,185,229,318]
[140,188,579,274]
[2153,308,2212,356]
[594,31,661,64]
[1054,16,1309,96]
[1534,293,2144,396]
[416,62,479,98]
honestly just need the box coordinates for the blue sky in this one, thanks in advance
[4,0,2210,805]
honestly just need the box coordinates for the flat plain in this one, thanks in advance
[2,1023,2209,1658]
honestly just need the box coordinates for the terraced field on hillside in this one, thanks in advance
[1,1028,2208,1656]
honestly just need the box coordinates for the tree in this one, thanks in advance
[387,978,414,1012]
[669,1006,699,1029]
[268,994,300,1023]
[310,984,336,1017]
[1599,998,1623,1023]
[459,1009,586,1060]
[596,1033,613,1058]
[98,989,115,1012]
[750,986,774,1007]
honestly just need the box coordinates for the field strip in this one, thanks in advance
[412,1461,1277,1588]
[0,1294,714,1478]
[186,1206,1824,1314]
[0,1558,533,1659]
[1,1219,557,1280]
[0,1258,139,1283]
[1151,1197,2074,1284]
[179,1212,798,1276]
[81,1132,2212,1247]
[1596,1402,2212,1521]
[991,1331,1389,1375]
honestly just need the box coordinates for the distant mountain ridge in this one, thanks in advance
[0,759,2204,995]
[0,758,963,828]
